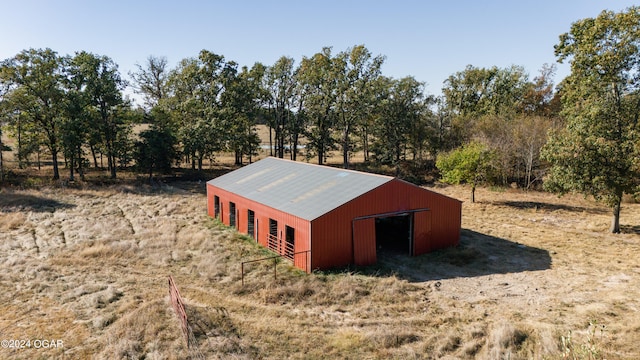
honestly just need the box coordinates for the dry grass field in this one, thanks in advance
[2,129,640,359]
[0,179,639,359]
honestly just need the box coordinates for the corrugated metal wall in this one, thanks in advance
[206,190,215,218]
[311,179,461,269]
[206,184,311,271]
[413,210,432,255]
[208,178,461,272]
[353,217,376,266]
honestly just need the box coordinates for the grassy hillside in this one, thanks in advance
[0,182,638,359]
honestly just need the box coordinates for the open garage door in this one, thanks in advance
[375,214,411,255]
[352,208,430,266]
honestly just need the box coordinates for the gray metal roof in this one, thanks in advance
[207,157,394,220]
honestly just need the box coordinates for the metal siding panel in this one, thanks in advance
[354,179,460,265]
[353,218,376,266]
[311,208,356,269]
[413,210,432,255]
[403,181,461,250]
[206,184,215,217]
[207,185,312,272]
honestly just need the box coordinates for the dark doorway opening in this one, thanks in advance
[247,210,255,238]
[229,202,236,228]
[268,218,278,252]
[285,225,295,259]
[214,196,220,218]
[375,214,412,254]
[269,219,277,237]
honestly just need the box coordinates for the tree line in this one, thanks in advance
[0,7,639,232]
[438,7,640,233]
[0,45,559,181]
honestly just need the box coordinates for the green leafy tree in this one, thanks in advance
[335,45,385,169]
[73,51,130,179]
[264,56,296,158]
[371,76,425,174]
[297,47,340,165]
[542,7,640,233]
[436,141,494,203]
[135,126,178,182]
[63,54,95,181]
[0,48,67,179]
[219,63,263,165]
[166,50,227,171]
[442,65,530,146]
[60,90,89,181]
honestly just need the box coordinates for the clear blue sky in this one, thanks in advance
[1,1,637,99]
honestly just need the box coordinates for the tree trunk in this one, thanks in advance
[17,119,24,169]
[291,133,299,161]
[362,127,369,162]
[318,147,324,165]
[342,126,349,169]
[610,197,622,234]
[69,155,75,182]
[51,149,60,180]
[77,146,85,181]
[277,117,285,159]
[90,145,98,168]
[109,154,117,179]
[269,124,273,157]
[471,184,476,203]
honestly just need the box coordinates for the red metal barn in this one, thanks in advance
[206,157,462,272]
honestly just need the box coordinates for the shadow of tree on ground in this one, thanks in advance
[0,193,75,212]
[621,224,640,235]
[358,228,551,282]
[492,200,607,215]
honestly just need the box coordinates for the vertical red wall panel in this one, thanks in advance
[353,218,376,266]
[413,210,432,255]
[206,184,215,218]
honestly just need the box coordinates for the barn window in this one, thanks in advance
[214,196,220,218]
[268,218,278,252]
[285,225,295,260]
[229,202,236,228]
[247,210,255,238]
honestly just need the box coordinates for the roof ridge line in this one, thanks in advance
[264,156,394,180]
